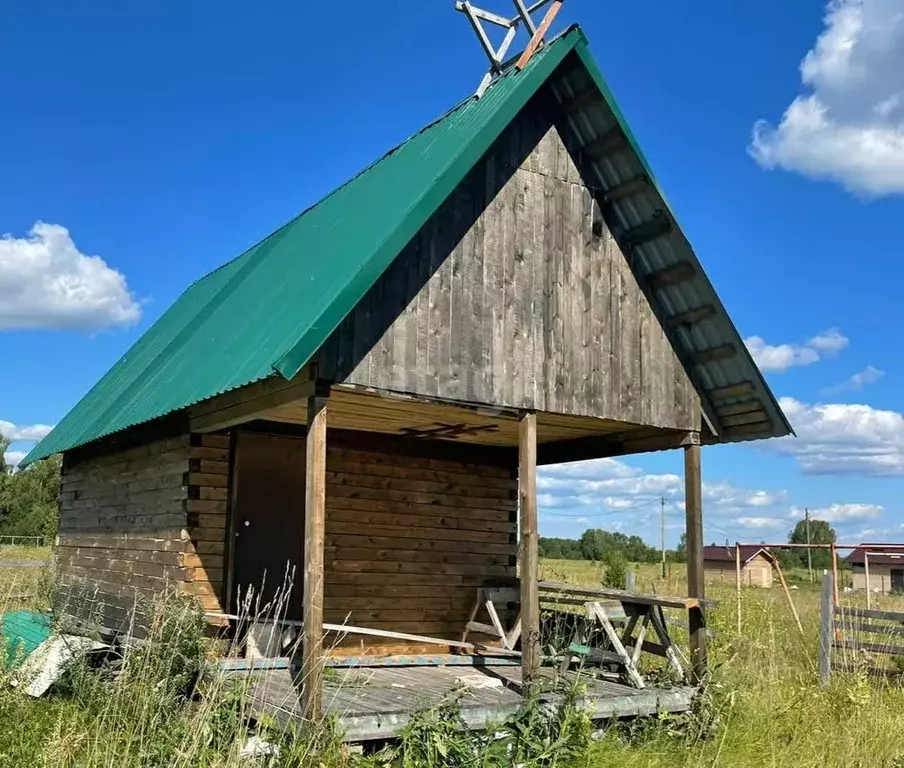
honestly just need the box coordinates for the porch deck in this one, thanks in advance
[235,664,697,742]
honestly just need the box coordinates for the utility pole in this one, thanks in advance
[660,496,667,579]
[805,507,813,583]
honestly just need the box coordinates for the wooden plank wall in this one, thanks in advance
[323,434,518,651]
[319,94,699,432]
[56,435,192,635]
[183,434,232,614]
[56,432,232,635]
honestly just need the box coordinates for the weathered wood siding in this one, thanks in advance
[57,434,192,635]
[319,97,699,431]
[56,431,231,635]
[324,434,518,650]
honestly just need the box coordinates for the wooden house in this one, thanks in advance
[24,25,790,728]
[846,546,904,594]
[703,545,774,588]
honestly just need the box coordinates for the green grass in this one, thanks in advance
[2,556,904,765]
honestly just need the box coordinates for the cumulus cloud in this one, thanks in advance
[790,503,884,522]
[539,457,784,516]
[771,397,904,476]
[0,222,140,331]
[0,420,53,442]
[3,451,26,467]
[744,329,848,372]
[750,0,904,196]
[822,365,885,394]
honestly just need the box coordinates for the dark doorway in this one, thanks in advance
[230,432,306,620]
[892,569,904,594]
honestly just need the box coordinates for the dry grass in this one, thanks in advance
[2,555,904,765]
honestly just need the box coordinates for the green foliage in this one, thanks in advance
[540,529,682,566]
[602,550,629,589]
[783,518,836,569]
[0,432,61,539]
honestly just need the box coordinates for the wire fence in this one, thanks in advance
[0,535,46,548]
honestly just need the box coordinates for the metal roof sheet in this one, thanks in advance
[24,25,790,465]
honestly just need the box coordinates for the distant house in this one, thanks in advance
[846,546,904,594]
[703,545,774,588]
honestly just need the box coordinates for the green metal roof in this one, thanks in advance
[23,27,585,465]
[24,22,791,466]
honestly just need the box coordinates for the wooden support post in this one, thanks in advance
[773,558,804,639]
[819,570,834,686]
[518,411,540,693]
[684,439,707,683]
[301,389,328,719]
[831,542,840,608]
[864,551,871,609]
[735,542,742,635]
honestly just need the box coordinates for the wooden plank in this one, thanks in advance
[667,305,716,328]
[190,378,315,433]
[709,381,755,400]
[692,344,737,365]
[514,0,563,70]
[837,620,904,638]
[648,261,695,289]
[833,639,904,656]
[322,623,521,656]
[519,412,540,690]
[684,442,706,683]
[539,582,698,610]
[301,392,328,719]
[836,606,904,622]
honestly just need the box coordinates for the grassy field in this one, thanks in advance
[1,553,904,766]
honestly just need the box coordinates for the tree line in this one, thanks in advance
[0,433,60,539]
[539,528,686,563]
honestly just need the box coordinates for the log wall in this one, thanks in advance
[324,435,518,650]
[56,431,232,635]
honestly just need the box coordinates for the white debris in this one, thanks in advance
[239,736,280,760]
[16,635,107,697]
[454,674,503,690]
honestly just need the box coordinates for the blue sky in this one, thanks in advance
[2,0,903,548]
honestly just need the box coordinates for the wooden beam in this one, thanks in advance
[720,410,769,428]
[518,412,540,692]
[622,217,672,247]
[602,174,650,204]
[515,0,563,70]
[723,421,774,439]
[648,260,695,289]
[709,381,755,400]
[301,389,328,719]
[667,304,716,328]
[692,344,737,365]
[563,87,605,115]
[537,429,698,465]
[583,127,628,158]
[189,376,315,433]
[715,400,765,418]
[684,442,707,683]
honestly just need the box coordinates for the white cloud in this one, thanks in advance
[0,222,140,331]
[750,0,904,196]
[771,397,904,476]
[736,517,786,530]
[539,457,785,516]
[790,503,884,522]
[0,420,53,442]
[744,328,848,372]
[822,365,885,394]
[704,481,787,509]
[3,450,25,467]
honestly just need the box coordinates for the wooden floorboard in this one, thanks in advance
[228,664,697,742]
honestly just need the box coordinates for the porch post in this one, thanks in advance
[518,411,540,691]
[683,436,707,683]
[301,388,328,719]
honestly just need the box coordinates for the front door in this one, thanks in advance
[231,432,306,620]
[891,568,904,593]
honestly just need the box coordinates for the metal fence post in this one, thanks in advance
[819,569,834,686]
